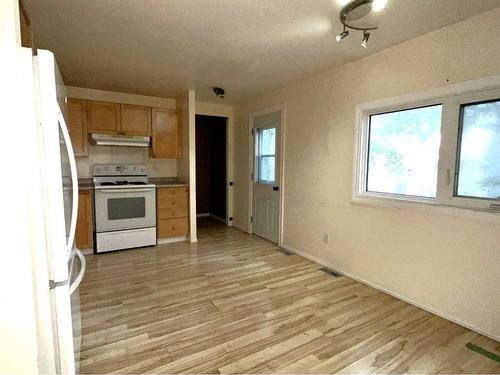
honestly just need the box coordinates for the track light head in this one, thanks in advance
[336,29,349,42]
[361,30,370,48]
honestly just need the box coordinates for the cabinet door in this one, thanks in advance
[121,104,152,136]
[67,98,88,157]
[76,191,93,249]
[87,100,120,133]
[158,218,188,238]
[151,108,181,158]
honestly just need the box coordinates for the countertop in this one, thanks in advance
[149,177,189,188]
[78,178,93,191]
[154,182,189,188]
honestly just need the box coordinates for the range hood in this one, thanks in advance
[90,133,150,147]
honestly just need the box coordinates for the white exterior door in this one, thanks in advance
[252,111,281,243]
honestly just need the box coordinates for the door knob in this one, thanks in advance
[273,186,279,191]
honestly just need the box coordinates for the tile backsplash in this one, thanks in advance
[76,145,177,178]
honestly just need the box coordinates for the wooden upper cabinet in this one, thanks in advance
[87,100,121,134]
[67,98,88,157]
[151,108,181,158]
[120,104,152,136]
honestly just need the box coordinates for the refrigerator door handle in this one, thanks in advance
[57,108,79,253]
[69,249,86,295]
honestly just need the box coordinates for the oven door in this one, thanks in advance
[94,188,156,232]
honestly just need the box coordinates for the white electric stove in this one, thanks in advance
[93,164,156,253]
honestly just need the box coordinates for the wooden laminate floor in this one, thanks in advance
[78,219,500,374]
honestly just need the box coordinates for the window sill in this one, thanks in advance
[351,194,500,224]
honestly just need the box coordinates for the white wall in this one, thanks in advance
[234,8,500,339]
[65,86,178,178]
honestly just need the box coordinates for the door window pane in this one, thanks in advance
[256,127,276,184]
[108,197,145,220]
[367,105,442,198]
[259,156,275,183]
[456,100,500,199]
[260,128,276,155]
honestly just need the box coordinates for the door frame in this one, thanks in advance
[195,102,234,227]
[248,104,286,246]
[194,114,229,224]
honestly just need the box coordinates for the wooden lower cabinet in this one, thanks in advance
[157,187,188,239]
[158,217,189,238]
[76,190,93,249]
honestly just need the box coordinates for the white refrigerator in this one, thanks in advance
[34,49,85,374]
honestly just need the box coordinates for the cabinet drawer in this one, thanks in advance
[158,187,188,199]
[158,218,188,238]
[158,187,188,209]
[158,195,188,209]
[158,207,188,220]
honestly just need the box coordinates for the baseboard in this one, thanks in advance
[197,212,227,224]
[157,236,188,244]
[280,243,499,342]
[232,222,248,233]
[210,214,227,224]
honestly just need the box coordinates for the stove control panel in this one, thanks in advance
[92,164,147,176]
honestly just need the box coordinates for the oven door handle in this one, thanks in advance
[96,188,155,193]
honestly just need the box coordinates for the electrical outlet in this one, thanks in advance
[322,233,329,244]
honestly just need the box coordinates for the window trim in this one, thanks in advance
[353,74,500,222]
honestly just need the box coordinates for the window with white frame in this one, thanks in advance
[354,81,500,212]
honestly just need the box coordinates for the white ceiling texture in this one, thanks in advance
[24,0,500,103]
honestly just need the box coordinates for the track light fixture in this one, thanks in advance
[361,30,370,48]
[336,0,382,48]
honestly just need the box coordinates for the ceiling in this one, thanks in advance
[24,0,500,103]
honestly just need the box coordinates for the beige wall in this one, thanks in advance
[234,8,500,339]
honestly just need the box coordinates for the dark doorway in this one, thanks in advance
[195,115,227,224]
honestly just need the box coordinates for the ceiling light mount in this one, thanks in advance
[212,87,225,99]
[336,0,383,48]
